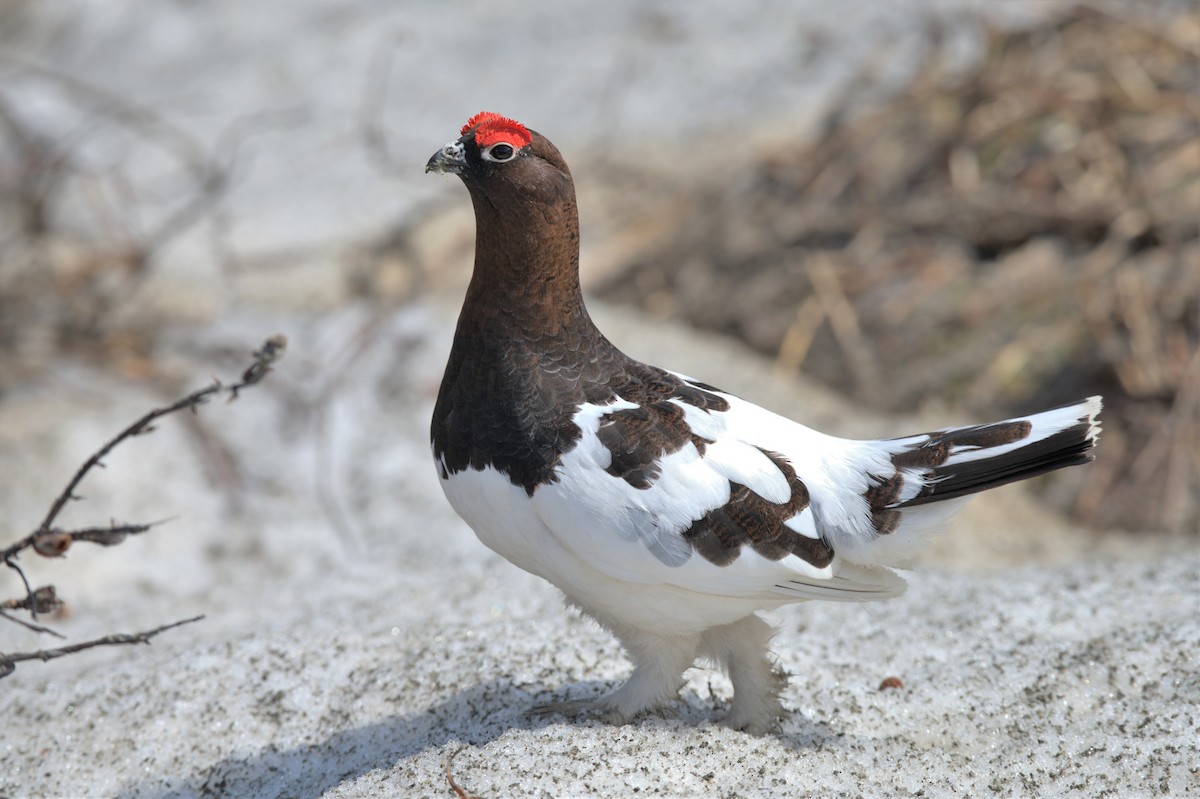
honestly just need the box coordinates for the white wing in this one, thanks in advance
[529,385,906,604]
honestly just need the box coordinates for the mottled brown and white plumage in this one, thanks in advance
[427,112,1102,734]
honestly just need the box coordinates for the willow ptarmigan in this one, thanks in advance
[426,111,1102,734]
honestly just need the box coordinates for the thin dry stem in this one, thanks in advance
[1,336,287,674]
[0,615,204,679]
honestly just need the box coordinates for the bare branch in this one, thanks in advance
[231,333,288,398]
[15,334,287,545]
[2,335,287,637]
[22,521,163,560]
[446,769,480,799]
[0,608,65,638]
[143,107,305,265]
[445,749,483,799]
[359,31,409,178]
[21,388,201,543]
[0,51,207,177]
[0,615,204,679]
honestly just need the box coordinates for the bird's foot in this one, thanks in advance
[721,663,787,735]
[532,697,609,722]
[722,699,784,736]
[530,693,676,726]
[530,696,632,726]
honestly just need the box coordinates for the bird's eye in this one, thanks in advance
[483,143,516,162]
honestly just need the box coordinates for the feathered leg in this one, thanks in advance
[535,600,699,724]
[602,624,700,721]
[700,614,787,734]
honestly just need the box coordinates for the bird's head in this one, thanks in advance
[426,112,573,204]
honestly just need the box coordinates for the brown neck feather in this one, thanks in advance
[455,137,601,344]
[460,192,587,338]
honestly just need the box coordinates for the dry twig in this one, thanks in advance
[0,616,204,679]
[445,754,484,799]
[0,51,304,387]
[0,335,287,678]
[446,768,480,799]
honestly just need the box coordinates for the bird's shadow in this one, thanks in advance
[131,677,841,798]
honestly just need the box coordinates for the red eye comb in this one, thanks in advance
[462,112,532,149]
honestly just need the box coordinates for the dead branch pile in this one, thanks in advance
[0,53,228,384]
[0,52,297,387]
[598,4,1199,533]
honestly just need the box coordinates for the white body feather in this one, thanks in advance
[439,392,1102,634]
[429,112,1103,733]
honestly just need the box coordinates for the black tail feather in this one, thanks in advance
[892,398,1101,509]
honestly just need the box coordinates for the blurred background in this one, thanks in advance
[2,5,1196,793]
[0,0,1195,568]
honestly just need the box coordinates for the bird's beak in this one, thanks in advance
[426,140,466,174]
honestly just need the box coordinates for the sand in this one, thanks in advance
[2,304,1195,799]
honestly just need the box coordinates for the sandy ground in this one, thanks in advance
[2,2,1196,797]
[2,302,1197,799]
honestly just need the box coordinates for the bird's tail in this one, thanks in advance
[888,395,1102,506]
[841,396,1102,567]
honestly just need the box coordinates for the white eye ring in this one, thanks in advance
[482,142,518,162]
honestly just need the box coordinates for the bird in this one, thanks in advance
[425,111,1102,734]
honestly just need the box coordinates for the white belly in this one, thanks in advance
[438,464,567,580]
[438,464,779,635]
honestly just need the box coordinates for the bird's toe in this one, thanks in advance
[531,694,675,726]
[529,697,619,723]
[722,695,785,736]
